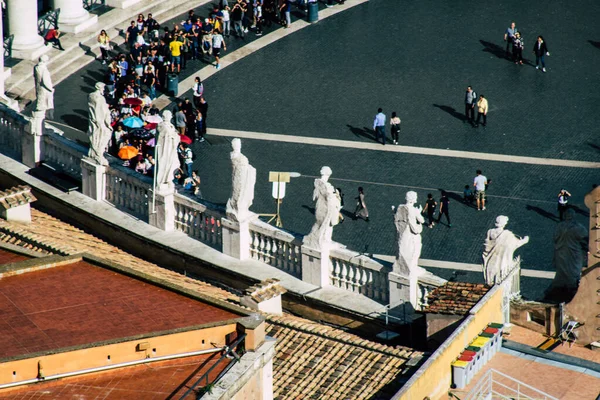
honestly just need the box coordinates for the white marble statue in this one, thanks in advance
[545,209,588,301]
[482,215,529,285]
[303,166,341,251]
[87,82,113,165]
[155,110,181,190]
[393,191,425,276]
[33,55,54,117]
[226,138,256,222]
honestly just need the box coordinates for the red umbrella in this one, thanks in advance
[143,122,158,130]
[180,135,192,144]
[124,98,143,106]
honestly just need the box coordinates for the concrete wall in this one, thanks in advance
[392,284,505,400]
[424,313,463,351]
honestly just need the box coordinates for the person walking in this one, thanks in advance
[97,30,111,64]
[390,112,401,145]
[474,95,488,127]
[193,77,204,108]
[212,30,226,69]
[557,189,571,221]
[354,187,369,222]
[512,32,524,65]
[198,96,209,137]
[503,22,517,57]
[437,191,451,227]
[465,86,477,125]
[423,193,437,228]
[373,108,386,145]
[533,35,550,72]
[474,170,488,211]
[336,187,345,223]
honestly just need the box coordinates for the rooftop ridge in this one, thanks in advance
[0,185,36,210]
[0,224,72,255]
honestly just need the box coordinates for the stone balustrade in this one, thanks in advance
[43,130,87,178]
[248,220,302,279]
[173,193,223,250]
[104,162,151,221]
[329,247,391,304]
[0,103,27,161]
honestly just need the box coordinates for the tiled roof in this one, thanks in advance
[0,185,36,210]
[245,278,287,302]
[422,281,490,315]
[0,208,423,399]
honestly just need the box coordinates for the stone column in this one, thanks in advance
[222,214,256,261]
[0,3,18,110]
[301,245,331,288]
[21,110,45,167]
[148,184,175,231]
[105,0,142,9]
[81,157,106,201]
[7,0,48,60]
[52,0,98,33]
[388,271,417,310]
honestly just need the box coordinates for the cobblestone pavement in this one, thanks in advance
[53,0,600,300]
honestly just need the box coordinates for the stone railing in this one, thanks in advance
[173,193,224,250]
[0,103,27,161]
[248,220,302,279]
[329,247,391,304]
[104,161,151,221]
[43,131,87,179]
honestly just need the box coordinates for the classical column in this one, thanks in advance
[0,2,18,109]
[6,0,47,60]
[52,0,98,33]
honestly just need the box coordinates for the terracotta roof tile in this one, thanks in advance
[0,185,36,210]
[0,208,423,399]
[422,281,490,315]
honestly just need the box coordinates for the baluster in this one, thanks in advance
[352,267,361,293]
[251,232,260,260]
[263,238,272,264]
[360,269,369,296]
[272,239,280,268]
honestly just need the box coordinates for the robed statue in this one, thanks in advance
[303,166,341,250]
[155,110,181,190]
[87,82,112,165]
[226,138,256,222]
[482,215,529,285]
[393,191,425,276]
[33,55,54,118]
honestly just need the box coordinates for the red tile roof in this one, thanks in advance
[422,281,490,315]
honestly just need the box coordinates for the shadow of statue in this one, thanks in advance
[302,204,315,215]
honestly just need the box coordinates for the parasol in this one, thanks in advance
[143,122,158,130]
[180,135,192,145]
[117,145,139,160]
[146,137,156,147]
[124,97,144,106]
[122,116,144,129]
[145,115,163,124]
[129,128,153,140]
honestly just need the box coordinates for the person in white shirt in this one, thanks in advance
[473,169,488,211]
[193,76,204,108]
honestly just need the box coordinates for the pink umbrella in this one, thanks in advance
[145,115,162,123]
[143,122,158,130]
[146,137,156,147]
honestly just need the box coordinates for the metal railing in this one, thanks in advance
[464,368,559,400]
[38,9,60,37]
[83,0,106,11]
[3,34,13,60]
[179,333,247,399]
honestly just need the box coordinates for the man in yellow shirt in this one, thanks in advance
[475,95,488,127]
[169,36,184,73]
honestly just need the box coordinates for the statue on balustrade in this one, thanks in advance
[86,82,112,166]
[33,55,54,120]
[482,215,529,285]
[544,208,588,303]
[393,191,425,276]
[303,166,341,251]
[155,110,181,190]
[226,138,256,222]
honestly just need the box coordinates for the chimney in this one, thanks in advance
[0,186,37,224]
[240,279,286,315]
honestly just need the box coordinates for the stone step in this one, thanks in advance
[6,0,212,105]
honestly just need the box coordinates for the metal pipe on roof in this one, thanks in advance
[0,347,223,390]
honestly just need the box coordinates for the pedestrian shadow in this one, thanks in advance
[480,39,507,59]
[432,104,465,122]
[589,40,600,50]
[78,42,96,58]
[346,124,376,142]
[586,141,600,153]
[569,204,589,218]
[444,190,476,209]
[526,204,559,222]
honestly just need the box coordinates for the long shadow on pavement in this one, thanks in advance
[346,124,376,142]
[433,104,465,122]
[589,40,600,50]
[480,39,508,59]
[526,204,559,222]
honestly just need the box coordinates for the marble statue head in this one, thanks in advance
[162,110,173,123]
[495,215,509,228]
[406,191,417,204]
[95,82,106,91]
[39,55,49,64]
[320,166,332,179]
[232,138,241,153]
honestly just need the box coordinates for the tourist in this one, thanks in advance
[465,86,477,125]
[336,187,345,223]
[423,193,437,228]
[503,22,517,57]
[474,95,488,127]
[354,187,369,222]
[145,13,160,40]
[437,191,451,227]
[533,35,550,72]
[125,21,139,49]
[195,110,205,142]
[212,30,227,69]
[97,30,111,64]
[558,189,572,221]
[231,1,246,37]
[373,108,386,145]
[183,144,194,177]
[280,0,292,28]
[463,185,474,204]
[169,35,184,73]
[198,96,209,137]
[222,6,231,37]
[44,28,64,51]
[193,77,204,108]
[390,111,401,145]
[175,107,187,135]
[191,170,202,197]
[473,170,488,211]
